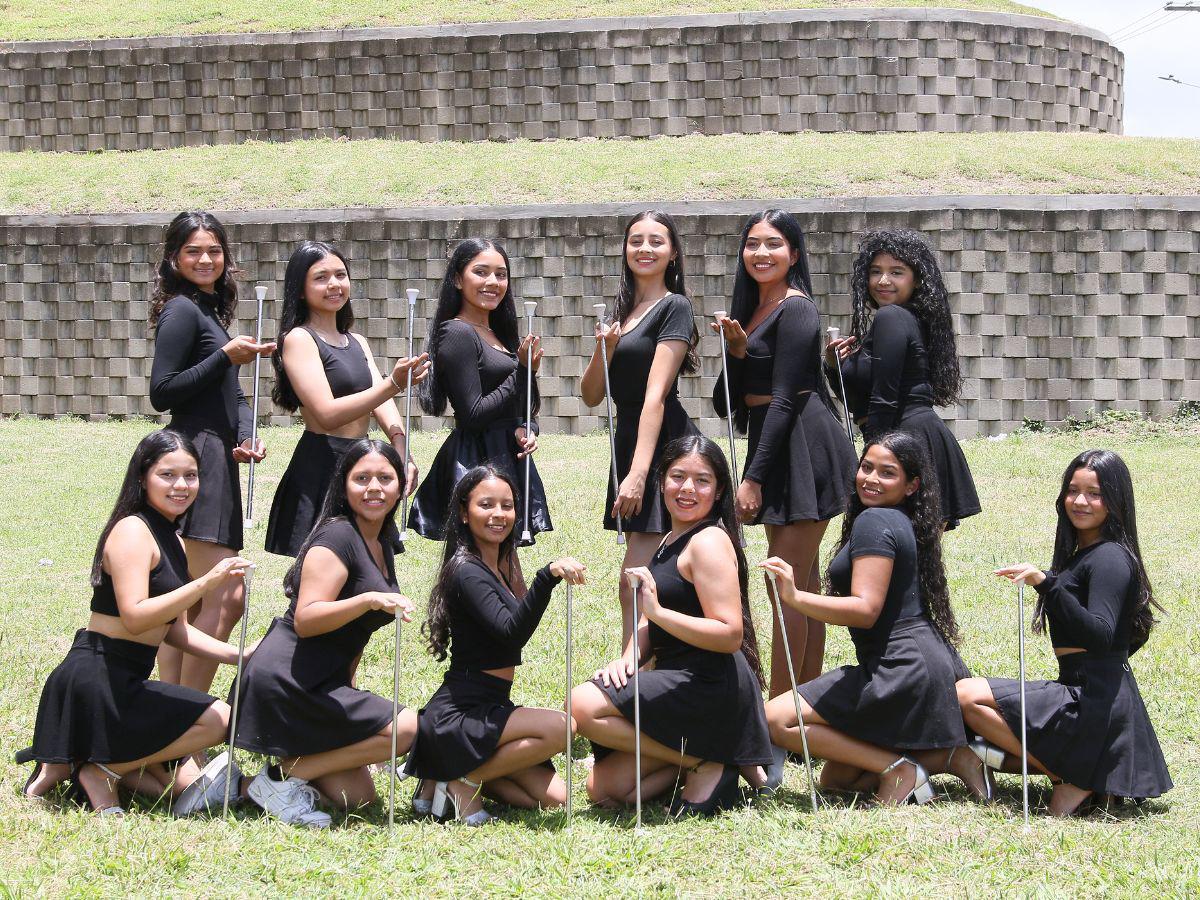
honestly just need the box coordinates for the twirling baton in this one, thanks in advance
[593,303,625,545]
[520,300,537,546]
[625,569,644,831]
[827,326,854,444]
[713,311,744,546]
[243,285,267,527]
[223,563,256,816]
[388,607,403,829]
[398,288,418,543]
[1018,581,1030,826]
[766,569,818,809]
[564,580,574,823]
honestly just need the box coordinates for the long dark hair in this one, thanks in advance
[657,435,766,688]
[611,210,698,374]
[725,209,830,433]
[849,229,963,407]
[271,241,356,411]
[424,465,521,661]
[149,211,239,328]
[283,440,405,600]
[1040,449,1160,651]
[90,430,199,587]
[826,431,960,645]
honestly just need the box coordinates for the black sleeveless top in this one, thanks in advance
[300,326,374,399]
[91,507,190,619]
[647,519,730,664]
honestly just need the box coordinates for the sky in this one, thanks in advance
[1030,0,1200,137]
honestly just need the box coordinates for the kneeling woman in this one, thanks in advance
[232,440,418,829]
[18,430,252,816]
[406,466,583,824]
[958,449,1171,816]
[572,436,772,816]
[763,432,985,804]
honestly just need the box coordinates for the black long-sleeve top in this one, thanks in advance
[149,293,252,442]
[444,557,561,670]
[712,296,826,484]
[1033,541,1140,654]
[434,319,536,433]
[607,293,694,409]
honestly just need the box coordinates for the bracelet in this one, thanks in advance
[388,370,405,391]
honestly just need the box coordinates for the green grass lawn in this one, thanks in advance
[2,134,1196,217]
[2,1,1056,42]
[1,417,1197,895]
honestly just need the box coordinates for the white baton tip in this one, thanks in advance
[254,285,268,301]
[827,326,840,338]
[624,568,642,587]
[714,310,727,318]
[524,301,538,313]
[593,302,606,311]
[406,288,419,303]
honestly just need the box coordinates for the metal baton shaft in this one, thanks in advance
[243,285,267,526]
[399,288,418,543]
[593,304,625,545]
[520,301,537,545]
[223,564,255,816]
[827,326,855,445]
[1018,581,1030,826]
[766,570,818,809]
[564,580,574,822]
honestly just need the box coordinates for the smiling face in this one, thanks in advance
[867,253,916,307]
[174,228,225,292]
[462,475,516,548]
[663,452,719,526]
[304,252,351,316]
[143,448,200,520]
[742,220,798,289]
[625,217,675,283]
[856,444,918,508]
[346,451,402,524]
[1062,466,1108,542]
[456,248,509,317]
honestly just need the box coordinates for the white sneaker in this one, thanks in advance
[174,751,239,817]
[248,767,332,829]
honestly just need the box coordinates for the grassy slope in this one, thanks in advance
[2,134,1197,216]
[2,1,1055,42]
[0,418,1197,896]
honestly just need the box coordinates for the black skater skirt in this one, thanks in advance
[23,629,216,764]
[230,617,396,758]
[798,617,966,750]
[989,652,1172,799]
[744,394,857,525]
[891,405,980,529]
[408,420,553,543]
[603,401,700,534]
[169,419,244,551]
[594,648,772,766]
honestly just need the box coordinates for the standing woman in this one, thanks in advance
[17,430,253,816]
[958,450,1171,816]
[572,436,773,816]
[830,229,980,529]
[148,210,274,693]
[581,210,700,645]
[232,440,419,829]
[405,466,583,824]
[712,209,857,694]
[763,432,988,805]
[409,239,551,570]
[265,241,429,556]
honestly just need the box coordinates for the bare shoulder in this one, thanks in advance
[681,524,736,570]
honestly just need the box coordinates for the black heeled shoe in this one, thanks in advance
[672,764,742,818]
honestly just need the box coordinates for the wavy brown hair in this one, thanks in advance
[149,211,240,329]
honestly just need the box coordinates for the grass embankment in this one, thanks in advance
[2,1,1055,43]
[1,418,1197,895]
[2,133,1196,216]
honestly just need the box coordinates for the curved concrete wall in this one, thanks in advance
[0,9,1122,152]
[2,196,1193,438]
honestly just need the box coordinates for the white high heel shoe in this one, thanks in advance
[968,737,1006,769]
[879,757,935,805]
[947,745,994,801]
[431,778,492,826]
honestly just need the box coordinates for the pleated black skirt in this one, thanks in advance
[744,394,857,525]
[989,652,1172,799]
[891,405,980,529]
[23,629,216,764]
[798,617,967,750]
[230,617,396,758]
[603,399,700,534]
[169,420,244,551]
[593,648,772,766]
[408,421,553,543]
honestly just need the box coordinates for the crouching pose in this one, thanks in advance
[406,466,582,824]
[958,449,1172,816]
[572,436,772,817]
[231,440,418,828]
[763,432,986,805]
[17,430,252,816]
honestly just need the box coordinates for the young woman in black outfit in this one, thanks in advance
[18,430,253,817]
[581,211,700,644]
[232,440,418,829]
[409,239,551,571]
[148,211,275,693]
[763,432,987,805]
[958,449,1172,816]
[712,210,857,695]
[572,436,772,817]
[406,466,584,824]
[265,241,429,556]
[829,229,980,529]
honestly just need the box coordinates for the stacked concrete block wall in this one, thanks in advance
[3,197,1195,437]
[0,10,1122,152]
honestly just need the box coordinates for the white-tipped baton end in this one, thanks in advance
[520,530,533,544]
[827,325,840,341]
[593,302,606,313]
[254,284,268,302]
[405,288,419,304]
[617,532,626,546]
[242,518,254,530]
[398,529,409,544]
[713,309,727,320]
[524,300,538,315]
[243,562,257,591]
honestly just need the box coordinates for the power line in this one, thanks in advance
[1119,10,1190,42]
[1110,3,1167,39]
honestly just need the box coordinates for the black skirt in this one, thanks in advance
[593,648,772,766]
[988,652,1172,799]
[891,405,980,529]
[230,617,396,758]
[798,616,966,750]
[169,420,244,551]
[744,394,857,525]
[408,421,553,543]
[23,629,216,764]
[603,400,699,534]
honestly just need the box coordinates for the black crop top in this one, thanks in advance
[607,294,694,409]
[646,520,734,663]
[91,507,190,619]
[837,304,934,440]
[1033,541,1139,654]
[444,557,561,670]
[150,293,253,442]
[299,326,374,399]
[712,296,827,484]
[434,320,536,433]
[827,506,922,650]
